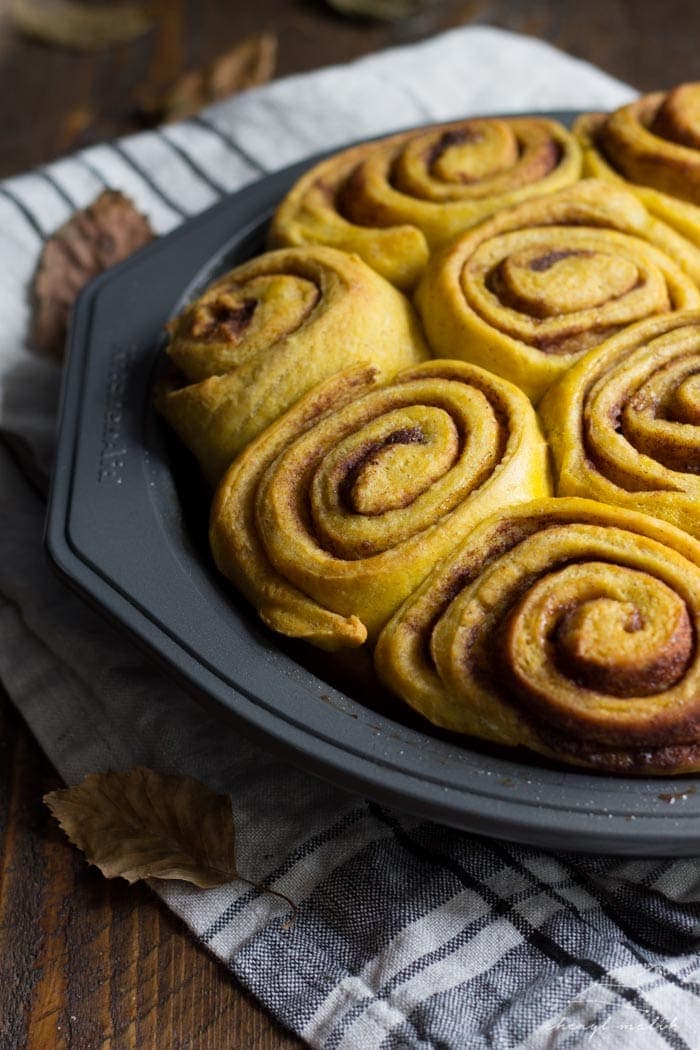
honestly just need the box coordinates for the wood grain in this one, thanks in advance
[0,688,302,1049]
[2,0,700,177]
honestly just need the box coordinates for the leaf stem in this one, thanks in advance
[238,876,298,926]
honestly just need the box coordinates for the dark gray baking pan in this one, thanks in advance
[45,114,700,855]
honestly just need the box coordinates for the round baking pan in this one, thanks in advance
[46,114,700,855]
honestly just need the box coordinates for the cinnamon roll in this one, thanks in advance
[576,84,700,205]
[158,245,427,484]
[575,87,700,255]
[539,310,700,538]
[269,117,581,291]
[375,498,700,774]
[210,360,550,650]
[415,179,700,402]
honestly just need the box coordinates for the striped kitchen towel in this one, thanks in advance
[2,24,699,1049]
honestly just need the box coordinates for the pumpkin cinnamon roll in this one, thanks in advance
[158,246,427,484]
[539,310,700,538]
[415,179,700,402]
[375,498,700,775]
[575,94,700,262]
[210,359,550,651]
[575,85,700,209]
[269,117,581,291]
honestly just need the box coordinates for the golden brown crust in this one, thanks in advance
[415,179,700,402]
[593,85,700,205]
[210,359,550,651]
[375,498,700,775]
[157,245,428,483]
[269,116,581,290]
[574,96,700,263]
[539,310,700,538]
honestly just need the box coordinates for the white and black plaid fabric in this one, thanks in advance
[2,25,699,1049]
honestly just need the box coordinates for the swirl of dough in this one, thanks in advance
[415,179,700,402]
[210,360,550,650]
[539,310,700,537]
[269,117,581,291]
[158,245,427,483]
[577,85,700,205]
[375,498,700,774]
[575,89,700,260]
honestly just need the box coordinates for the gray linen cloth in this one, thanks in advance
[2,25,699,1049]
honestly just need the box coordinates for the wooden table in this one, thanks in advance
[1,2,699,1046]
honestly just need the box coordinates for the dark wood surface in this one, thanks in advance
[1,2,699,1048]
[0,687,303,1049]
[2,0,700,177]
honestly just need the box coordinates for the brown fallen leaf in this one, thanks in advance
[31,189,154,358]
[11,0,153,51]
[45,767,240,887]
[44,768,296,915]
[139,32,277,125]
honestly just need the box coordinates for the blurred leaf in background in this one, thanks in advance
[326,0,441,21]
[139,31,277,125]
[11,0,153,50]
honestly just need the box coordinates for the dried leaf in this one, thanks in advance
[31,189,154,358]
[141,32,277,125]
[325,0,437,19]
[11,0,153,51]
[44,767,240,887]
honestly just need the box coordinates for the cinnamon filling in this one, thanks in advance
[338,426,427,514]
[191,296,257,343]
[553,598,692,697]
